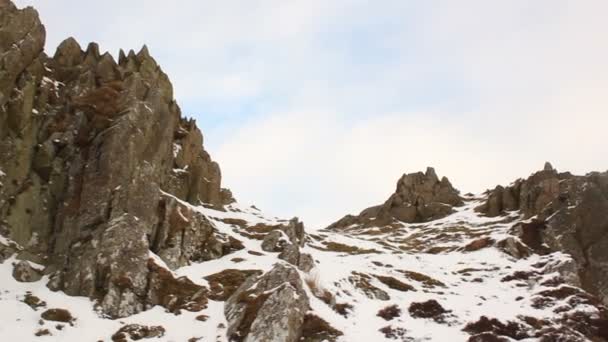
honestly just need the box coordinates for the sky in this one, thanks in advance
[14,0,608,228]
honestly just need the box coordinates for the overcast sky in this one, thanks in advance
[15,0,608,227]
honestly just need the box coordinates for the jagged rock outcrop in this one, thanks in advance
[478,163,608,303]
[255,218,313,271]
[475,162,562,218]
[329,167,463,229]
[0,1,236,317]
[225,263,310,342]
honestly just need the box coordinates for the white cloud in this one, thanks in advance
[14,0,608,228]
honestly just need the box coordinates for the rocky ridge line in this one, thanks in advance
[0,1,237,318]
[1,1,608,341]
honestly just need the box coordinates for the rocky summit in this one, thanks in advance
[1,2,608,341]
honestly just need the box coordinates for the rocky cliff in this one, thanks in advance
[328,167,463,229]
[1,2,608,342]
[0,0,234,318]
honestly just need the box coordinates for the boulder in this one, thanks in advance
[261,230,289,252]
[329,167,463,229]
[225,263,310,342]
[479,165,608,303]
[111,324,165,341]
[12,260,42,282]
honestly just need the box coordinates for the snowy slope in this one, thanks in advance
[0,196,605,341]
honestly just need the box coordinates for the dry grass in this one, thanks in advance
[374,275,415,292]
[204,269,262,301]
[305,272,334,305]
[316,241,380,255]
[377,305,402,321]
[397,270,446,288]
[300,314,343,342]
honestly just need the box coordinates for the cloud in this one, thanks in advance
[15,0,608,228]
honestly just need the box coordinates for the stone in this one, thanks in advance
[478,166,608,303]
[298,253,315,272]
[261,230,289,252]
[12,260,42,282]
[0,242,17,263]
[278,244,300,265]
[496,237,532,259]
[0,0,234,320]
[225,263,310,342]
[329,167,463,229]
[111,324,165,341]
[476,163,561,219]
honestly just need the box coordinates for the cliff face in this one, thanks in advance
[476,163,608,304]
[0,1,234,318]
[1,2,608,342]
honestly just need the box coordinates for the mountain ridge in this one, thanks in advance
[1,2,608,341]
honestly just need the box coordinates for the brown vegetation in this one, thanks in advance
[397,270,445,288]
[377,304,402,321]
[230,290,271,342]
[204,269,262,301]
[23,293,46,310]
[408,300,449,322]
[40,308,74,323]
[300,314,343,342]
[317,241,379,255]
[147,258,208,313]
[375,275,415,292]
[462,316,528,340]
[379,326,408,339]
[463,237,495,252]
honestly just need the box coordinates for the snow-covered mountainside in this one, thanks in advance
[2,178,608,341]
[1,1,608,341]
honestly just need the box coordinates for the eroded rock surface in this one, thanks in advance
[225,263,310,342]
[0,1,233,318]
[477,164,608,303]
[2,2,608,342]
[329,167,463,229]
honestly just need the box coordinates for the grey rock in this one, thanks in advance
[261,230,289,252]
[0,241,17,263]
[0,0,234,319]
[12,260,42,282]
[297,253,315,273]
[278,244,300,265]
[480,165,608,303]
[225,263,309,342]
[329,167,463,229]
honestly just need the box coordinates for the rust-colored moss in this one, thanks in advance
[375,275,415,292]
[147,258,208,313]
[377,304,401,321]
[41,308,74,323]
[397,270,446,288]
[300,313,343,342]
[204,269,262,301]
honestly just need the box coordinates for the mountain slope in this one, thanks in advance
[1,2,607,341]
